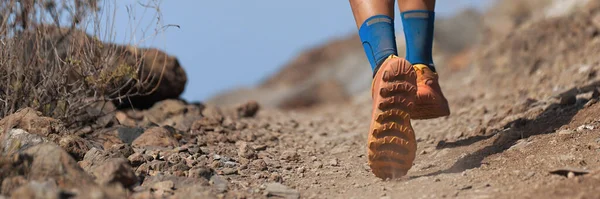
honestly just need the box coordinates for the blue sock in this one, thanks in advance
[359,15,398,74]
[401,10,436,72]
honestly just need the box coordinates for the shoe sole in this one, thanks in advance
[368,57,417,179]
[411,103,450,120]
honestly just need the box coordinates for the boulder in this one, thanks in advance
[132,127,180,148]
[122,48,187,109]
[0,108,64,137]
[1,129,47,155]
[26,26,187,109]
[92,158,138,188]
[23,143,96,189]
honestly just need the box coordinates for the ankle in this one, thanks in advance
[359,15,399,75]
[401,10,435,70]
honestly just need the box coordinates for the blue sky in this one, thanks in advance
[99,0,494,102]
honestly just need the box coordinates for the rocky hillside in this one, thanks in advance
[209,0,595,111]
[208,9,484,110]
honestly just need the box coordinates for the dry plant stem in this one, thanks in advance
[0,0,170,128]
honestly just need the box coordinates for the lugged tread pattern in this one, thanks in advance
[378,96,415,111]
[371,122,412,139]
[375,110,410,124]
[380,82,417,98]
[368,56,418,179]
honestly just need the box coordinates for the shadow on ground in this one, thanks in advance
[412,80,600,178]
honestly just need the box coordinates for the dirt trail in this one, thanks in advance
[265,69,600,198]
[245,58,600,198]
[212,2,600,197]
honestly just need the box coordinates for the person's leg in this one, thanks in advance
[350,0,396,73]
[398,0,451,119]
[398,0,435,12]
[350,0,395,28]
[350,0,418,179]
[398,0,435,67]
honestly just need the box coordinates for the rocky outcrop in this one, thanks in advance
[25,26,187,109]
[0,108,65,138]
[119,48,188,109]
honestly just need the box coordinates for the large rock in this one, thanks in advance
[88,126,144,150]
[92,158,137,188]
[0,108,64,138]
[10,180,127,199]
[0,144,121,198]
[235,100,260,118]
[144,100,188,124]
[25,26,187,109]
[132,127,180,148]
[1,129,48,155]
[172,186,217,199]
[23,143,96,189]
[0,109,94,160]
[265,183,300,199]
[119,48,188,109]
[1,176,27,196]
[57,135,94,160]
[143,100,203,132]
[10,180,62,199]
[68,185,127,199]
[79,148,123,174]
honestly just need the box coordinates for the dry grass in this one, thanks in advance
[0,0,169,127]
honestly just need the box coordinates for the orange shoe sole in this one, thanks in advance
[368,56,418,179]
[411,103,450,120]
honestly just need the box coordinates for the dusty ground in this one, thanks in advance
[1,1,600,199]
